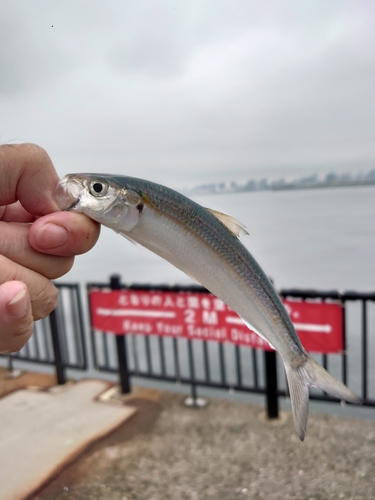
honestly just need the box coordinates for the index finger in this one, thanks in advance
[0,143,60,216]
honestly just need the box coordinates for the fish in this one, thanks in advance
[55,173,361,440]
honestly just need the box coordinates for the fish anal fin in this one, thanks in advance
[115,230,137,246]
[241,317,275,349]
[206,208,249,237]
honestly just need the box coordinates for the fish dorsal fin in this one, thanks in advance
[206,208,249,238]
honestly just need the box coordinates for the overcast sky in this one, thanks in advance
[1,1,374,187]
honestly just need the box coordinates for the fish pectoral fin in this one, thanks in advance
[115,230,137,246]
[206,208,249,238]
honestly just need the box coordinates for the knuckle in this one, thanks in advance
[32,282,59,320]
[22,143,50,166]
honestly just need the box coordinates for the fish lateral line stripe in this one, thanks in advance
[139,192,294,340]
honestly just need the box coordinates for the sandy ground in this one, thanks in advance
[31,388,375,500]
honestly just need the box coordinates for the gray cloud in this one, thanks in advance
[0,15,42,95]
[0,4,76,96]
[0,0,375,186]
[111,38,185,78]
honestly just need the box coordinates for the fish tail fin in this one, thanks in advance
[285,355,361,441]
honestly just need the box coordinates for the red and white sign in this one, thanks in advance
[282,299,343,353]
[89,289,343,354]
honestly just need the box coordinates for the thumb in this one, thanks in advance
[0,281,34,353]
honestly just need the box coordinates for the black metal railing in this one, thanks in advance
[88,279,278,413]
[88,278,375,416]
[2,278,374,418]
[0,283,87,384]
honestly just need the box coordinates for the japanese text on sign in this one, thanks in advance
[89,289,343,354]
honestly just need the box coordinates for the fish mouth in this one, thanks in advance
[54,175,82,211]
[65,198,80,211]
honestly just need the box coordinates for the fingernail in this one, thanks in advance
[36,223,69,249]
[7,289,28,318]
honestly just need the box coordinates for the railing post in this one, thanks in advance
[184,338,208,408]
[116,335,131,394]
[362,299,368,400]
[264,350,279,419]
[341,297,348,387]
[49,309,66,385]
[111,274,131,394]
[6,355,21,379]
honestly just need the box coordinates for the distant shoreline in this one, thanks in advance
[271,179,375,192]
[188,174,375,196]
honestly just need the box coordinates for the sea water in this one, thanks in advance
[65,184,375,292]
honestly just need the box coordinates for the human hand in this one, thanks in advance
[0,143,100,353]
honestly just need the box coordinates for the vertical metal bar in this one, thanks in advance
[235,345,242,387]
[362,300,368,400]
[173,338,180,381]
[203,341,210,382]
[187,339,197,400]
[188,340,195,380]
[190,381,198,401]
[321,354,328,397]
[8,355,13,373]
[56,293,68,366]
[322,354,328,371]
[110,275,131,394]
[341,299,348,386]
[42,317,51,360]
[88,283,100,370]
[132,335,140,375]
[145,336,152,374]
[70,286,83,367]
[264,350,279,419]
[116,334,131,394]
[219,343,226,385]
[91,329,99,369]
[102,333,110,369]
[75,284,88,370]
[158,337,166,376]
[252,348,259,388]
[49,309,66,385]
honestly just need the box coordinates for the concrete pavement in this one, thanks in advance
[0,378,136,500]
[1,369,375,499]
[34,388,375,500]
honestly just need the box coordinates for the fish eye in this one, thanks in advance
[89,180,109,197]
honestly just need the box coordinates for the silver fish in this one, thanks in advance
[55,174,361,440]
